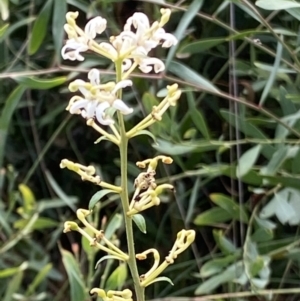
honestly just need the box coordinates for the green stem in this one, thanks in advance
[116,60,145,301]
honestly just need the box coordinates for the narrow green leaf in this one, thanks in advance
[95,256,122,269]
[0,85,26,168]
[45,170,78,211]
[260,145,288,176]
[28,0,53,55]
[132,214,146,234]
[256,0,300,10]
[0,23,9,37]
[25,263,52,296]
[88,189,116,210]
[14,217,58,230]
[3,270,24,301]
[236,144,261,178]
[210,193,249,223]
[0,85,26,130]
[195,261,243,294]
[187,91,210,139]
[179,37,225,55]
[52,0,67,61]
[14,76,67,89]
[165,0,204,67]
[147,276,174,286]
[168,61,220,94]
[105,213,123,240]
[0,17,35,43]
[200,254,238,278]
[60,248,87,301]
[105,263,127,290]
[213,230,237,255]
[194,207,232,226]
[0,262,28,278]
[186,177,201,224]
[259,40,283,106]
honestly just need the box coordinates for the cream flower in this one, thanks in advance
[66,69,133,125]
[111,9,178,73]
[62,12,108,61]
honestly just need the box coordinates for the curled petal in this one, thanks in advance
[61,39,88,61]
[88,69,100,85]
[138,57,165,73]
[85,100,98,118]
[95,102,114,125]
[122,59,132,72]
[113,99,133,115]
[69,98,89,114]
[112,80,133,94]
[124,12,150,31]
[161,33,178,47]
[84,16,107,39]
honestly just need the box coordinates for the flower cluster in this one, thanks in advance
[60,8,195,301]
[66,69,133,126]
[62,9,177,73]
[127,156,174,215]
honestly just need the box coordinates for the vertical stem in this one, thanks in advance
[115,60,145,301]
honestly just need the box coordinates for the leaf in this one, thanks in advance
[256,0,300,10]
[131,130,157,144]
[14,217,58,230]
[105,263,127,290]
[14,76,67,89]
[0,262,28,278]
[194,207,232,226]
[210,193,249,223]
[147,276,174,286]
[105,213,123,240]
[168,61,220,94]
[179,37,225,55]
[45,170,77,211]
[18,184,36,214]
[0,85,26,168]
[0,23,9,37]
[165,0,204,67]
[200,254,238,278]
[195,261,244,294]
[187,91,210,139]
[25,263,52,296]
[259,40,283,106]
[95,255,122,269]
[260,189,297,224]
[260,145,289,176]
[132,214,146,233]
[88,189,116,210]
[0,17,35,43]
[213,230,237,255]
[60,248,87,301]
[28,0,53,54]
[2,270,24,301]
[52,0,67,62]
[236,145,261,178]
[186,177,201,224]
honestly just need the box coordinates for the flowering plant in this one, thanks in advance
[61,8,195,301]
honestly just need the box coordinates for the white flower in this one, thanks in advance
[84,16,107,39]
[67,69,133,125]
[138,57,165,73]
[61,39,89,61]
[62,13,108,61]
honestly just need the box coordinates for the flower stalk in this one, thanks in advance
[60,8,195,301]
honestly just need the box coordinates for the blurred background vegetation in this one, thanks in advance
[1,0,300,300]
